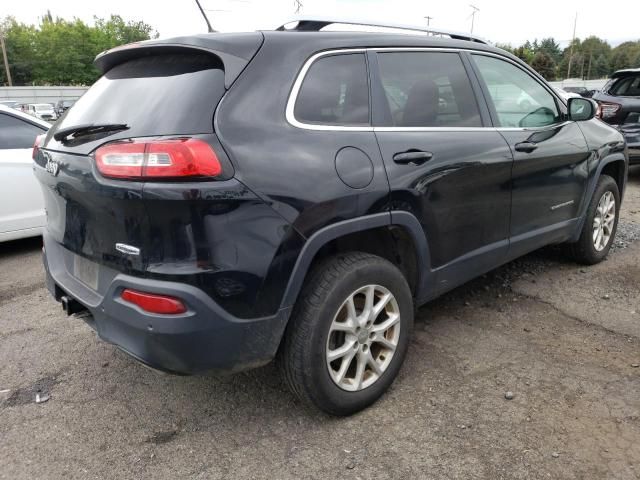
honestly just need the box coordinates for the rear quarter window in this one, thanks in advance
[293,53,370,126]
[57,53,226,138]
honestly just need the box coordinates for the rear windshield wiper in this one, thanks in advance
[53,123,129,142]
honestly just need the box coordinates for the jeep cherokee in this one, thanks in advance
[33,18,628,415]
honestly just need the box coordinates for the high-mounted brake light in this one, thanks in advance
[95,138,222,180]
[33,134,45,160]
[121,289,187,315]
[596,101,621,120]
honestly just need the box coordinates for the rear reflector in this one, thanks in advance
[95,138,221,180]
[121,289,187,314]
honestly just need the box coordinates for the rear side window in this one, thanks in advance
[376,52,482,128]
[294,53,370,126]
[610,76,640,96]
[57,53,225,138]
[0,113,46,149]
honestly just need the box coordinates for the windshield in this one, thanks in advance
[35,104,53,112]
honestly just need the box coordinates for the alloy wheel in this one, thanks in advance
[325,284,401,392]
[592,191,616,252]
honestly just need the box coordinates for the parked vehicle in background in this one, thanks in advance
[563,86,591,97]
[593,69,640,164]
[554,87,581,102]
[27,103,57,122]
[0,100,20,109]
[34,17,628,415]
[0,105,49,242]
[55,99,76,116]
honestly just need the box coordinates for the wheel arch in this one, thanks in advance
[571,153,627,242]
[279,211,433,310]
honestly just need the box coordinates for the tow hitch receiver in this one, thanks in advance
[60,295,87,316]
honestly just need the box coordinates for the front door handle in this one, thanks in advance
[514,141,538,153]
[393,150,433,165]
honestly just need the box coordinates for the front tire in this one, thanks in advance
[566,175,620,264]
[280,252,413,416]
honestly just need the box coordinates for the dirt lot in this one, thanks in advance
[1,168,640,480]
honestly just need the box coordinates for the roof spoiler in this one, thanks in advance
[275,15,487,44]
[611,68,640,79]
[94,33,264,89]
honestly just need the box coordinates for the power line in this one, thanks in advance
[294,0,303,14]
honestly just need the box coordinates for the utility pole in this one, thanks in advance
[0,30,12,86]
[469,5,479,34]
[294,0,303,13]
[587,51,593,80]
[424,16,433,26]
[566,12,577,79]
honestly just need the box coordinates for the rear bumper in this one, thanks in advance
[618,124,640,163]
[43,234,291,375]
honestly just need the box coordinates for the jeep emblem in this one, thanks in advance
[43,152,60,177]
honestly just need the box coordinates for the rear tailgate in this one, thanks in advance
[34,34,263,278]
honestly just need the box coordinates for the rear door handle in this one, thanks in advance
[393,150,433,165]
[514,141,538,153]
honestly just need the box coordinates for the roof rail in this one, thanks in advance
[275,15,487,44]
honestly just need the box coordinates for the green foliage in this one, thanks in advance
[494,35,640,80]
[531,51,556,80]
[0,14,157,86]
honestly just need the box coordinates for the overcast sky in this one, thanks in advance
[6,0,640,47]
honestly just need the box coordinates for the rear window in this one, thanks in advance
[57,53,225,138]
[610,75,640,96]
[294,53,370,126]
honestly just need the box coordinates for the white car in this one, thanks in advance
[0,105,49,242]
[27,103,57,122]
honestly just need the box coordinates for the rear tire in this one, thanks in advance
[280,252,413,416]
[566,175,620,265]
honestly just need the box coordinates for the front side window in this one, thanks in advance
[294,53,370,126]
[0,113,46,150]
[376,52,482,128]
[472,55,561,128]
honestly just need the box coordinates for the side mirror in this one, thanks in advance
[568,97,597,122]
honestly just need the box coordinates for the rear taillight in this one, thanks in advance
[95,138,222,180]
[32,134,45,160]
[121,289,187,315]
[596,101,621,120]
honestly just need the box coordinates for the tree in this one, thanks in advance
[494,43,514,54]
[0,14,157,86]
[513,45,534,64]
[610,41,640,71]
[531,51,556,80]
[594,54,610,78]
[538,37,562,64]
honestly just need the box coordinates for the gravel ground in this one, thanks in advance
[1,168,639,479]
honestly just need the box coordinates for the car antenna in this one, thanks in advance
[194,0,215,33]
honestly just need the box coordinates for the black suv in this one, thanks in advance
[593,68,640,163]
[34,18,628,415]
